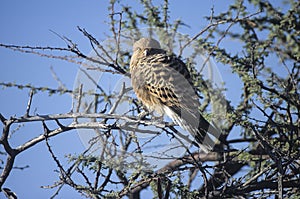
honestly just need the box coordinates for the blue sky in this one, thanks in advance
[0,1,287,198]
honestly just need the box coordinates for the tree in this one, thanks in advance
[0,0,299,198]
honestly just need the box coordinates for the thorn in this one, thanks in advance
[24,89,34,117]
[0,113,6,123]
[54,119,65,129]
[54,119,71,131]
[2,187,18,199]
[42,121,51,137]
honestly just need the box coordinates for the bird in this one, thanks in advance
[129,37,220,152]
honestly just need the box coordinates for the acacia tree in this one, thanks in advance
[0,0,299,198]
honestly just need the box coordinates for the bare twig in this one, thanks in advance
[179,10,262,56]
[75,84,83,114]
[0,43,128,76]
[0,119,18,190]
[25,89,34,117]
[50,66,68,91]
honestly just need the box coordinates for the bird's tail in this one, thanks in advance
[163,105,221,152]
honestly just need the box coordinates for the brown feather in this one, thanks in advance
[130,38,220,152]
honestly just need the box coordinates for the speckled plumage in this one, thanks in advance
[130,38,219,152]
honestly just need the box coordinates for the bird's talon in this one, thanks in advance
[152,115,164,122]
[137,111,149,119]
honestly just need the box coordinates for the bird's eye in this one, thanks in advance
[134,47,141,52]
[143,49,149,56]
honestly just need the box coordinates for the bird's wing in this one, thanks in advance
[144,54,217,145]
[132,52,220,151]
[142,54,198,111]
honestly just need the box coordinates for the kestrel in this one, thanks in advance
[130,38,220,152]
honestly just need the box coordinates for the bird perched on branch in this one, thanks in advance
[130,37,220,152]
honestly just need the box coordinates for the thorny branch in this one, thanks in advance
[178,10,262,57]
[0,0,299,198]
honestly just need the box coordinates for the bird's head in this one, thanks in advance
[130,38,162,71]
[133,38,161,52]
